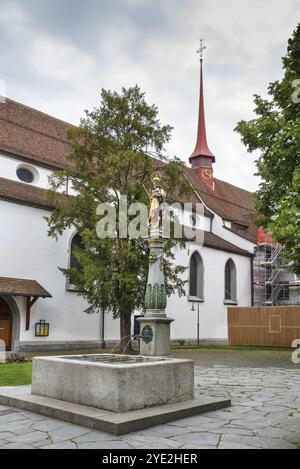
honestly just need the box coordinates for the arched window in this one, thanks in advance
[69,233,84,286]
[225,259,237,302]
[189,252,204,300]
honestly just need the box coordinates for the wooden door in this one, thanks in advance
[0,298,12,351]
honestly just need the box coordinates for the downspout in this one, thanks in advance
[250,256,254,307]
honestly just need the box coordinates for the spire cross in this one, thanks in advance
[197,39,206,63]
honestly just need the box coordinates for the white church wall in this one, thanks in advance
[211,210,255,253]
[0,153,53,189]
[0,199,120,345]
[0,154,78,195]
[0,198,252,349]
[166,243,252,340]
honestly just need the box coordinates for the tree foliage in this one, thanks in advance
[46,86,190,345]
[235,24,300,273]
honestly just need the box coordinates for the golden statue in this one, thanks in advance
[148,176,166,230]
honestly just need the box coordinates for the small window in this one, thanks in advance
[68,233,85,288]
[193,158,199,169]
[17,167,34,183]
[16,164,38,184]
[278,286,289,301]
[70,234,84,273]
[202,157,211,168]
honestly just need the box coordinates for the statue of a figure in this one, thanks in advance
[148,176,167,231]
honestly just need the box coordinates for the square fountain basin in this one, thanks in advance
[31,354,194,413]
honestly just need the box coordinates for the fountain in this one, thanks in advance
[0,176,231,435]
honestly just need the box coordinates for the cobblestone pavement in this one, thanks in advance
[0,366,299,449]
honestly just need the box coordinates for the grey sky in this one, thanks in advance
[0,0,298,191]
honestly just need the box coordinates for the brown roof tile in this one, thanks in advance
[0,277,52,297]
[204,231,252,257]
[0,99,72,168]
[185,169,257,243]
[0,176,54,210]
[0,99,258,244]
[183,226,252,257]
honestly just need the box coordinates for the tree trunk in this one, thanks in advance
[120,315,132,353]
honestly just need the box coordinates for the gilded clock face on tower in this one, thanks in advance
[202,168,213,181]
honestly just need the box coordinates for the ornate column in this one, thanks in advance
[138,177,174,356]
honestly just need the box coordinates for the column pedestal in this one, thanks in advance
[138,316,174,357]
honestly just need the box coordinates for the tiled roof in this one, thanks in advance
[183,226,252,257]
[0,98,258,244]
[204,231,252,257]
[185,169,257,243]
[0,176,54,210]
[0,98,72,168]
[0,277,52,297]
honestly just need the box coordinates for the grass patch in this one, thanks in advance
[0,363,32,386]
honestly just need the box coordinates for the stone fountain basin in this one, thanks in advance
[31,354,194,413]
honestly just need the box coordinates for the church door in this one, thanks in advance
[0,298,12,351]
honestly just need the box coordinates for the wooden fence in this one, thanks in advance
[228,306,300,347]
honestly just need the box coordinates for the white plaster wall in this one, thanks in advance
[0,200,120,343]
[211,211,255,253]
[166,243,252,340]
[0,153,53,189]
[0,154,78,195]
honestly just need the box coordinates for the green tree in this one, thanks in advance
[235,24,300,274]
[46,86,189,349]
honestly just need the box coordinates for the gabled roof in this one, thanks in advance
[0,176,54,210]
[0,98,258,244]
[0,98,72,169]
[185,168,257,243]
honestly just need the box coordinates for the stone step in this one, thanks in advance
[0,388,231,436]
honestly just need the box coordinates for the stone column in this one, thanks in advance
[138,234,174,357]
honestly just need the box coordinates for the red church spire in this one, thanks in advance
[190,40,215,189]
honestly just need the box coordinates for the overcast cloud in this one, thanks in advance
[0,0,298,191]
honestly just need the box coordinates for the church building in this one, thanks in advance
[0,58,296,353]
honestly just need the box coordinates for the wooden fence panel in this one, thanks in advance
[228,306,300,347]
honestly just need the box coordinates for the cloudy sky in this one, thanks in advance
[0,0,298,191]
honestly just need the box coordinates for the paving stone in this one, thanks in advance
[181,444,217,449]
[48,426,92,443]
[40,441,78,449]
[30,419,66,432]
[7,430,49,444]
[77,441,132,449]
[1,365,299,449]
[0,432,15,440]
[218,442,259,450]
[0,442,34,449]
[74,431,119,443]
[155,438,183,449]
[220,433,296,449]
[172,431,220,446]
[32,439,54,448]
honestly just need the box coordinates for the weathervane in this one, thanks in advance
[197,39,206,63]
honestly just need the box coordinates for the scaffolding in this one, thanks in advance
[254,240,300,306]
